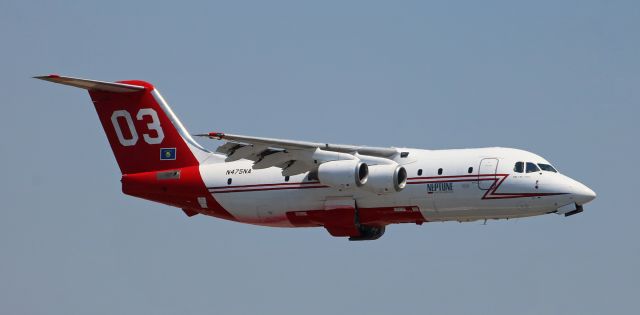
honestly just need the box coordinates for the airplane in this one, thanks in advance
[35,74,596,240]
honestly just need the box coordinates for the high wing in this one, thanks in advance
[195,132,400,176]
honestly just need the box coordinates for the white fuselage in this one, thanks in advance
[200,147,595,227]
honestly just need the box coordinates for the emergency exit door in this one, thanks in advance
[478,158,498,190]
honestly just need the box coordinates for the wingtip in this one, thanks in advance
[208,132,225,139]
[193,132,225,139]
[33,74,61,80]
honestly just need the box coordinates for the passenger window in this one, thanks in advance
[468,167,473,174]
[514,162,524,173]
[417,169,423,176]
[437,168,443,175]
[227,178,232,185]
[526,162,540,173]
[284,176,290,182]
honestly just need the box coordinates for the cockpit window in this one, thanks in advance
[526,162,540,173]
[538,163,557,173]
[514,162,524,173]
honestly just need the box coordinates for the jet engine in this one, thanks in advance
[361,164,407,194]
[318,160,369,190]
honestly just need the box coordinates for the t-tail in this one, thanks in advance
[34,74,212,174]
[35,75,233,220]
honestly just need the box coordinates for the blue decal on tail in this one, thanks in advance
[160,148,176,160]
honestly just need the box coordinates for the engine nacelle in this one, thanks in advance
[361,164,407,194]
[318,160,368,190]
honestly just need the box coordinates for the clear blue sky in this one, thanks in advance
[1,1,638,314]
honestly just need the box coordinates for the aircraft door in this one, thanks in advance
[478,158,499,190]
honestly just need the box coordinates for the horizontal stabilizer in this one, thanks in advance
[34,74,146,93]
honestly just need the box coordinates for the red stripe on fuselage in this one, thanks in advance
[210,185,328,194]
[208,173,566,200]
[408,178,497,184]
[409,174,508,180]
[209,181,323,190]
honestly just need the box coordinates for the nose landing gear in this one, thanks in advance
[564,204,584,217]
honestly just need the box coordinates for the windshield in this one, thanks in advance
[526,162,540,173]
[538,163,558,173]
[514,161,557,174]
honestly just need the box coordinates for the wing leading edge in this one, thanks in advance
[195,132,400,176]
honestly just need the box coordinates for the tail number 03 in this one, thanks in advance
[111,108,165,146]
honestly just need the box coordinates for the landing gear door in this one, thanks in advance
[478,158,499,190]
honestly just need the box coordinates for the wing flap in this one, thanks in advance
[281,160,314,176]
[252,151,293,169]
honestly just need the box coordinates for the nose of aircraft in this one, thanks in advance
[572,182,596,205]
